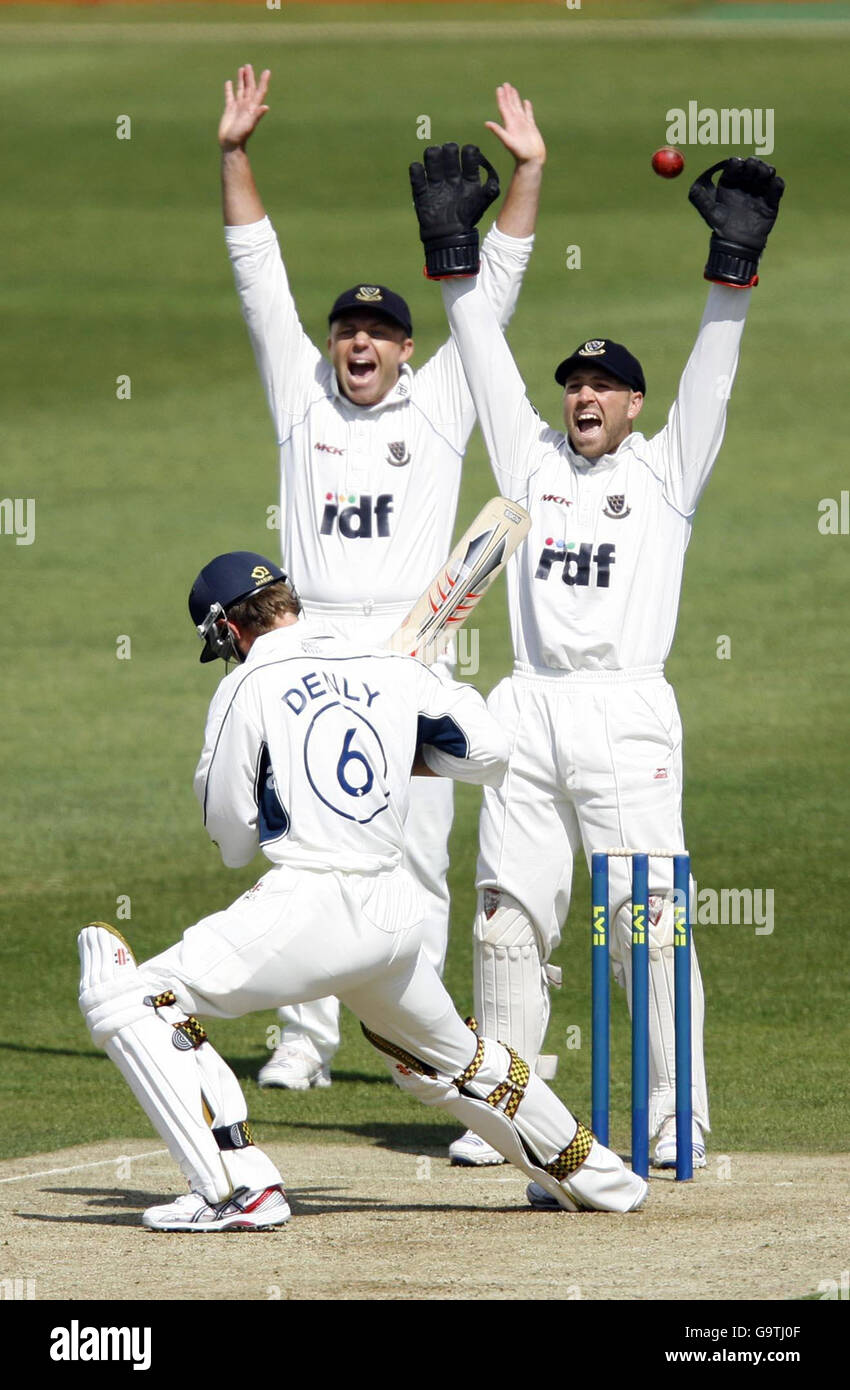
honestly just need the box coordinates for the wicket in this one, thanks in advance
[591,849,693,1182]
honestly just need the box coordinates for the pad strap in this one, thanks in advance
[456,1018,530,1119]
[363,1017,531,1120]
[144,991,208,1051]
[360,1023,437,1077]
[213,1121,255,1152]
[544,1121,594,1178]
[485,1049,530,1120]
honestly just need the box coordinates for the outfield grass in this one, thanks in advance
[1,2,848,1162]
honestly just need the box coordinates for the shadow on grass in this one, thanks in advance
[0,1044,394,1084]
[229,1057,392,1086]
[257,1118,460,1152]
[0,1041,101,1059]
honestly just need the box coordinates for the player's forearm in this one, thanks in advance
[663,283,751,511]
[221,147,266,226]
[478,224,534,332]
[495,157,544,239]
[442,277,536,492]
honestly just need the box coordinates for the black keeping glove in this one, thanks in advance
[409,142,500,279]
[689,156,785,287]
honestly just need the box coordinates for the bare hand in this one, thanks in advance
[218,64,271,151]
[485,83,546,166]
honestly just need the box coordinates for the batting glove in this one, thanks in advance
[689,156,785,287]
[409,142,500,279]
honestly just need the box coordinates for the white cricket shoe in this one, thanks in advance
[526,1175,648,1213]
[257,1044,331,1090]
[448,1129,506,1167]
[142,1185,291,1232]
[526,1181,588,1212]
[652,1116,707,1170]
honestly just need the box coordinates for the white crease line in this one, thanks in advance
[0,1148,168,1185]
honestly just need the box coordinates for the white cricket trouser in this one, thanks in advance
[143,863,467,1080]
[274,601,454,1067]
[130,860,644,1215]
[476,666,709,1136]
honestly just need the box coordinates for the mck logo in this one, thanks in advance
[535,541,616,587]
[320,492,394,539]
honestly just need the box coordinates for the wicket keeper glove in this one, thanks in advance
[689,156,785,287]
[409,142,500,279]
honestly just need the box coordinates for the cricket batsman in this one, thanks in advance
[76,553,647,1228]
[409,150,784,1175]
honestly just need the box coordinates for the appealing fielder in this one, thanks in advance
[219,67,546,1093]
[410,153,784,1172]
[77,553,647,1228]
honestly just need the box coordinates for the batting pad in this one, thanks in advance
[373,1029,646,1214]
[78,924,282,1203]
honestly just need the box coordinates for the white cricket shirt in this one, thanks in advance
[194,621,509,873]
[226,218,533,636]
[443,277,752,672]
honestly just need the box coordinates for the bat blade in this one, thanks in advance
[388,497,530,662]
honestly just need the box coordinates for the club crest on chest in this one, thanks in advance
[603,494,631,519]
[387,440,411,467]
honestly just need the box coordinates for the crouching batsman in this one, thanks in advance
[78,552,646,1229]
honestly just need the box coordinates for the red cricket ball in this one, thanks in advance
[652,146,685,179]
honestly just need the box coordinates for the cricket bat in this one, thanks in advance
[387,496,531,661]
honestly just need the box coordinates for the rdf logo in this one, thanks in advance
[319,492,393,539]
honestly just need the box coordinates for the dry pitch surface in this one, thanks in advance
[2,1141,846,1301]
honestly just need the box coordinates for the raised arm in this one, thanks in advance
[441,276,547,499]
[219,64,270,226]
[651,157,785,513]
[487,83,546,240]
[409,86,544,421]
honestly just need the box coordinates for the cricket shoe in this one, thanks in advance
[142,1185,291,1232]
[257,1044,331,1090]
[448,1130,507,1167]
[652,1116,707,1170]
[526,1174,648,1214]
[526,1136,648,1213]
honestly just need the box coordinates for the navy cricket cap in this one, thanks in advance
[188,551,289,663]
[329,285,413,337]
[554,339,646,395]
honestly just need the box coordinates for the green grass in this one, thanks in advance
[1,2,848,1163]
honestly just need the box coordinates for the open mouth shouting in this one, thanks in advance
[346,355,378,389]
[563,372,643,460]
[328,314,414,407]
[575,409,603,442]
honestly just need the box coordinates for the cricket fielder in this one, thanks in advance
[77,553,647,1228]
[219,67,546,1091]
[411,153,784,1173]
